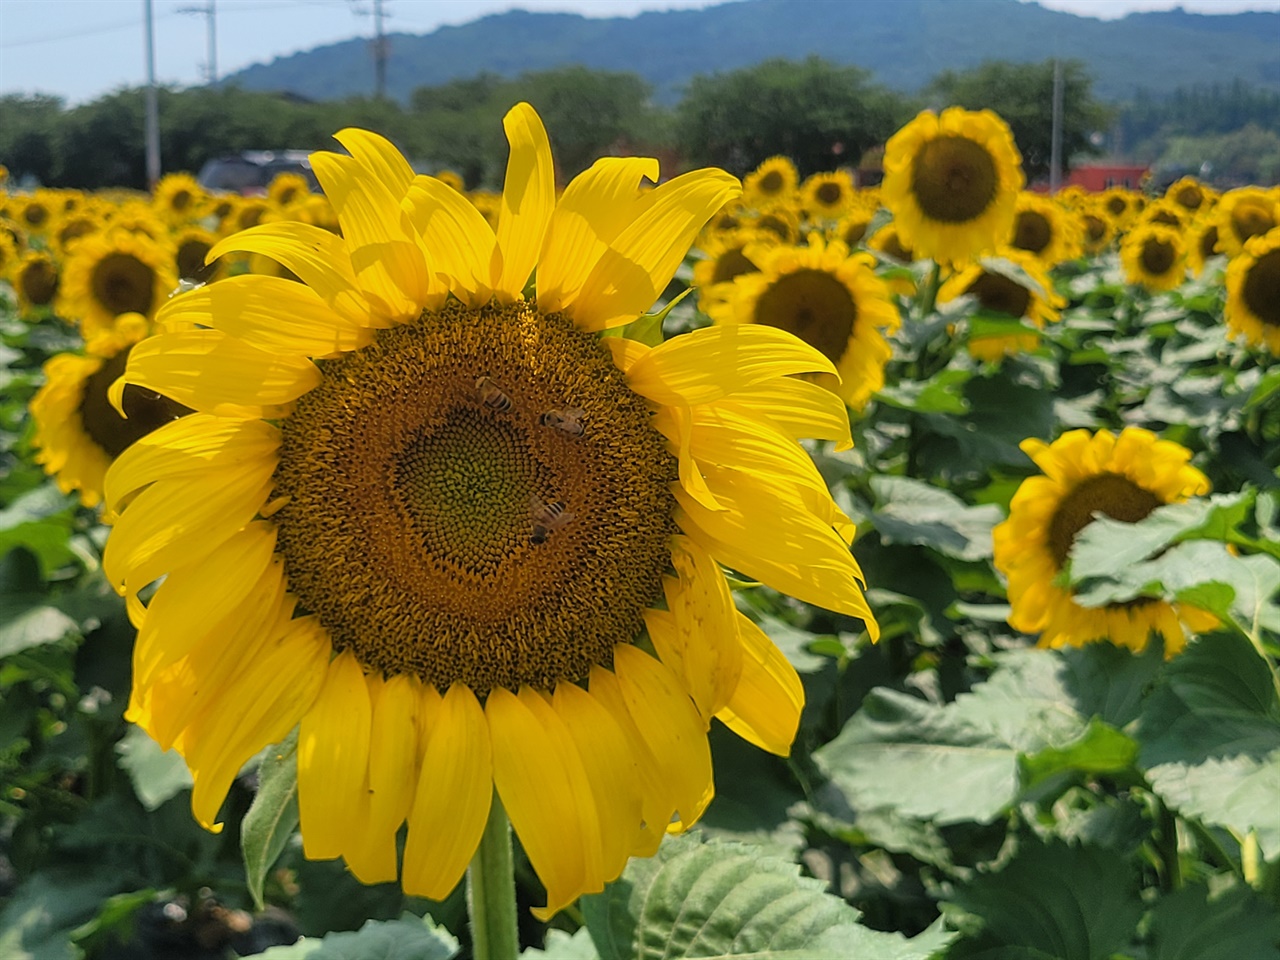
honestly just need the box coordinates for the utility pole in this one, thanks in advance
[144,0,161,188]
[178,1,218,84]
[1049,58,1064,194]
[373,0,388,100]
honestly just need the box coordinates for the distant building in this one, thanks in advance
[1064,163,1150,192]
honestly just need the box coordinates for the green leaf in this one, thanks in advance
[0,599,80,657]
[522,928,601,959]
[1147,753,1280,860]
[0,484,77,577]
[1147,882,1280,960]
[247,915,459,960]
[581,834,953,960]
[243,729,302,911]
[1019,718,1138,788]
[114,723,194,812]
[601,286,693,347]
[815,649,1089,825]
[0,870,124,960]
[1244,366,1280,412]
[875,368,972,415]
[946,837,1142,960]
[867,476,1004,561]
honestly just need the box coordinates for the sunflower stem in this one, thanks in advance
[468,791,519,960]
[919,260,942,318]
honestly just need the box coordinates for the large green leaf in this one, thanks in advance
[1146,882,1280,960]
[0,870,124,960]
[580,834,953,960]
[946,837,1142,960]
[814,649,1090,825]
[114,723,194,812]
[1147,753,1280,859]
[867,476,1003,562]
[248,915,458,960]
[242,729,302,911]
[0,484,77,576]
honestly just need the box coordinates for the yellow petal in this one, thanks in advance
[653,404,725,513]
[159,274,371,358]
[488,686,602,918]
[627,324,836,407]
[612,645,713,831]
[310,150,431,318]
[110,330,320,420]
[298,649,372,862]
[401,175,497,306]
[183,616,329,831]
[208,222,375,326]
[717,377,853,450]
[402,683,492,901]
[715,613,804,756]
[569,169,741,330]
[333,128,415,197]
[364,673,421,868]
[495,103,555,299]
[602,335,650,374]
[537,157,659,314]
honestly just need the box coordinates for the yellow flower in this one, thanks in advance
[938,248,1063,362]
[267,171,312,208]
[709,234,899,409]
[881,107,1024,265]
[13,190,59,237]
[153,173,207,225]
[1099,187,1139,231]
[745,203,802,244]
[743,156,798,208]
[1186,217,1223,278]
[1214,187,1277,258]
[1224,226,1280,355]
[829,208,874,249]
[1165,176,1214,215]
[1120,222,1186,291]
[800,170,856,220]
[12,249,60,316]
[1008,192,1082,267]
[102,105,876,918]
[1078,200,1115,256]
[993,428,1215,656]
[172,225,226,284]
[29,313,188,508]
[58,228,177,337]
[691,227,775,314]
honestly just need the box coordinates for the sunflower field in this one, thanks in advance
[0,103,1278,960]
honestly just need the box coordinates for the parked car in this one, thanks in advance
[196,150,319,196]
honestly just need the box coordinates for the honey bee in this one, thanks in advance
[530,495,574,544]
[475,376,513,413]
[539,407,586,436]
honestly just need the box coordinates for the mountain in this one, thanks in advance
[223,0,1280,104]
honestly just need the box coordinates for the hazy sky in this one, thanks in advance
[2,0,1278,105]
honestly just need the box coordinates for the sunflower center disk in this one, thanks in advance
[1232,204,1275,244]
[92,254,155,316]
[1141,238,1176,276]
[712,247,756,285]
[967,272,1031,319]
[910,134,999,224]
[1243,249,1280,328]
[1013,211,1052,255]
[754,268,857,365]
[79,347,191,458]
[1047,472,1162,570]
[273,302,677,695]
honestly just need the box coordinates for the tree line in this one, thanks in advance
[2,58,1276,192]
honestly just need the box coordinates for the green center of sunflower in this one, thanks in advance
[1242,248,1280,328]
[1140,237,1176,277]
[176,238,213,281]
[78,346,191,458]
[967,271,1031,319]
[1198,225,1220,262]
[1047,472,1163,570]
[1231,203,1275,244]
[910,135,999,224]
[711,246,757,285]
[20,258,58,306]
[91,253,156,316]
[758,170,785,195]
[753,268,856,365]
[272,301,677,695]
[1013,210,1052,255]
[815,181,844,207]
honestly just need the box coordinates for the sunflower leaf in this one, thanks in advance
[115,723,193,812]
[580,834,954,960]
[242,728,301,912]
[245,915,459,960]
[1146,882,1280,960]
[867,475,1003,562]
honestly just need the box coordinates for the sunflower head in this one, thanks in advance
[800,170,856,220]
[691,226,774,313]
[993,427,1214,655]
[100,105,876,917]
[1215,187,1278,258]
[1165,176,1214,215]
[173,225,226,284]
[153,173,208,225]
[1120,222,1186,292]
[1009,192,1083,267]
[938,247,1063,362]
[881,107,1024,265]
[267,171,312,208]
[743,156,799,207]
[1225,226,1280,355]
[58,227,178,337]
[14,249,60,315]
[1079,201,1115,255]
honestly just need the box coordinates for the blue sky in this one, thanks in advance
[2,0,1278,105]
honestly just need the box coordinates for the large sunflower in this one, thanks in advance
[1008,192,1082,267]
[102,105,876,916]
[30,313,189,508]
[58,228,176,337]
[1120,222,1186,292]
[1214,188,1277,258]
[690,227,774,314]
[1224,227,1280,355]
[881,107,1024,265]
[937,248,1063,363]
[993,428,1215,655]
[708,234,899,409]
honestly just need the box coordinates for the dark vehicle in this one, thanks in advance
[196,150,319,196]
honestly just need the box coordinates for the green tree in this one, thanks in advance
[675,57,909,177]
[0,95,65,186]
[927,59,1112,180]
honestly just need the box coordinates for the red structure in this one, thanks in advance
[1064,164,1150,191]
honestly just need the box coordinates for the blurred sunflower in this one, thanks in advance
[52,210,103,255]
[102,104,875,917]
[746,203,802,244]
[173,225,226,284]
[1215,187,1277,258]
[14,191,57,237]
[1009,192,1082,267]
[12,249,60,316]
[1224,227,1280,355]
[800,170,856,221]
[108,201,169,243]
[267,171,312,208]
[868,223,916,264]
[1079,203,1114,256]
[1165,176,1214,216]
[1140,199,1188,232]
[830,208,875,249]
[881,107,1023,265]
[1099,187,1138,231]
[0,229,19,277]
[938,248,1063,362]
[691,227,774,313]
[433,169,465,193]
[1120,222,1185,291]
[153,173,207,225]
[994,428,1215,655]
[1186,218,1223,278]
[59,228,177,336]
[743,156,798,208]
[709,234,899,409]
[30,313,189,508]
